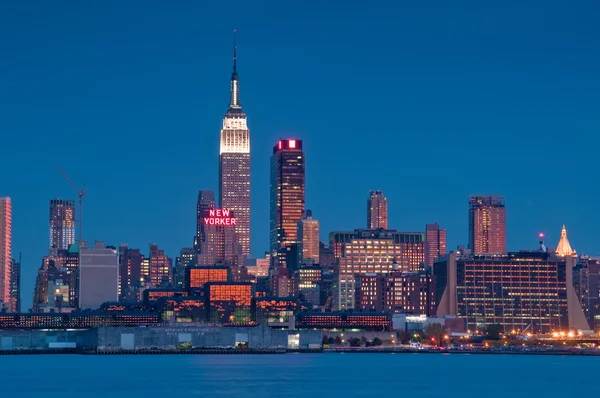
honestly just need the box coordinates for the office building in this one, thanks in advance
[0,197,12,312]
[270,139,305,261]
[296,312,392,331]
[149,244,173,287]
[331,229,425,271]
[246,255,270,278]
[367,190,388,229]
[49,199,75,250]
[435,251,589,333]
[79,241,119,310]
[468,195,506,254]
[195,190,216,253]
[219,33,251,257]
[10,256,20,313]
[573,257,600,328]
[337,230,404,310]
[205,282,253,324]
[318,242,335,270]
[297,209,319,265]
[118,245,144,301]
[174,248,195,288]
[186,266,230,290]
[355,271,436,315]
[293,265,323,306]
[255,297,301,326]
[195,190,243,269]
[425,223,447,267]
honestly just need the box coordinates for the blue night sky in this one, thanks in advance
[1,1,599,309]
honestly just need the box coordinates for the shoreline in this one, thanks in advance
[1,347,599,356]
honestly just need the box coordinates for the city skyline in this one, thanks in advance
[1,2,599,310]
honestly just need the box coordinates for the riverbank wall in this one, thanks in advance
[0,324,322,352]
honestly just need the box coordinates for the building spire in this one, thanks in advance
[228,29,241,111]
[233,29,237,75]
[555,224,575,257]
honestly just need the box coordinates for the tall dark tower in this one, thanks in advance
[270,139,306,262]
[219,30,251,257]
[195,190,216,253]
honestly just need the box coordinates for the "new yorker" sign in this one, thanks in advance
[203,209,236,226]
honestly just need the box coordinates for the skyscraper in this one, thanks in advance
[10,256,20,313]
[49,199,75,250]
[468,195,506,254]
[425,223,447,267]
[195,190,216,253]
[219,31,251,257]
[298,209,320,265]
[270,139,306,260]
[0,197,12,311]
[367,190,388,229]
[118,245,144,301]
[195,190,242,268]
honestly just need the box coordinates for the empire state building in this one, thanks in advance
[219,31,251,256]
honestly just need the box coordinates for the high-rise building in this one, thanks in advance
[32,244,80,311]
[355,271,436,315]
[297,210,319,265]
[118,245,144,300]
[79,241,119,310]
[195,191,243,269]
[174,248,195,288]
[435,251,589,333]
[195,191,216,253]
[270,139,306,261]
[337,230,405,310]
[425,223,447,267]
[468,195,506,254]
[219,32,251,257]
[330,229,425,271]
[367,190,388,229]
[0,197,12,312]
[49,199,75,250]
[10,256,20,313]
[149,243,173,287]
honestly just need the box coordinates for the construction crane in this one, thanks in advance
[57,167,86,245]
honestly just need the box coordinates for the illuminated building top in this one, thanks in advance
[220,29,249,155]
[555,225,575,257]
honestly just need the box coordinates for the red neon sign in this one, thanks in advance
[203,209,236,226]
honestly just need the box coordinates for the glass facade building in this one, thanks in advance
[435,252,590,333]
[205,282,253,324]
[186,266,230,290]
[270,139,305,262]
[49,199,75,250]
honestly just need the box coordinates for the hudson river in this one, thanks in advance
[1,353,598,397]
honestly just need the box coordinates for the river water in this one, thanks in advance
[0,353,596,397]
